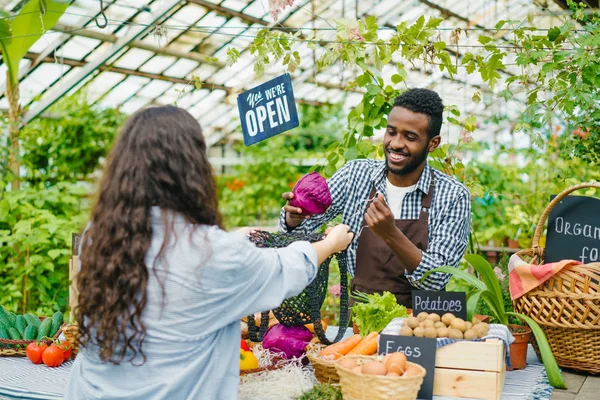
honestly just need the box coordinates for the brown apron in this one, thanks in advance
[350,171,436,309]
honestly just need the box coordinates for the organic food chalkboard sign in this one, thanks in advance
[545,195,600,264]
[237,73,299,146]
[412,290,467,320]
[379,334,436,400]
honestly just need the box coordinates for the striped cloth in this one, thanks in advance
[382,317,515,367]
[279,160,471,291]
[508,254,581,300]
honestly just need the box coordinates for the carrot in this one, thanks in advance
[346,331,379,356]
[317,334,362,359]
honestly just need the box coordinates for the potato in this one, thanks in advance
[400,326,413,336]
[417,312,429,322]
[405,316,420,329]
[421,319,435,329]
[434,321,446,329]
[474,322,489,337]
[463,329,478,340]
[448,328,463,339]
[436,327,450,338]
[465,321,473,331]
[413,327,425,337]
[426,313,441,323]
[424,327,438,339]
[450,318,467,333]
[441,313,455,326]
[471,317,481,325]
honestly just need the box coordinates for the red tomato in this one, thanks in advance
[42,345,64,367]
[52,341,73,362]
[26,342,48,364]
[240,339,250,352]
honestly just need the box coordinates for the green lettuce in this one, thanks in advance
[352,291,407,337]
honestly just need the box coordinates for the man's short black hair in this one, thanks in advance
[393,88,444,139]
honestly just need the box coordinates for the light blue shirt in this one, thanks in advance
[66,208,318,400]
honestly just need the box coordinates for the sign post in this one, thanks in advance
[545,195,600,264]
[237,74,299,146]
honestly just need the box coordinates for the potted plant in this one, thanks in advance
[422,254,566,389]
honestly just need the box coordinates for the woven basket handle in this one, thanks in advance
[532,182,600,253]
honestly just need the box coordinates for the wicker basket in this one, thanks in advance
[62,323,80,357]
[0,317,64,357]
[306,344,340,384]
[513,182,600,374]
[335,355,425,400]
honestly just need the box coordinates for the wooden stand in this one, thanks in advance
[69,255,79,313]
[433,339,506,400]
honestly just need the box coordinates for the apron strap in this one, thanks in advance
[418,170,435,221]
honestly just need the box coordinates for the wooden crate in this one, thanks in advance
[433,339,506,400]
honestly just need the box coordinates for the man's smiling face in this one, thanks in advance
[384,106,438,177]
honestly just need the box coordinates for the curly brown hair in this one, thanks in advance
[75,106,222,364]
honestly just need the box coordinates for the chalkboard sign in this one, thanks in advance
[546,195,600,264]
[412,290,467,320]
[237,73,299,146]
[72,233,81,257]
[379,334,437,400]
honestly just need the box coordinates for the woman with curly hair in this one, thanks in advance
[66,106,353,399]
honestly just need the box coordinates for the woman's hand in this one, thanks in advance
[236,227,259,236]
[323,224,354,253]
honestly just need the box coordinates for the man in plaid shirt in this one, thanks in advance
[279,88,471,306]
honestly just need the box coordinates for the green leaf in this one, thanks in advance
[466,289,483,322]
[507,312,566,389]
[495,20,507,30]
[434,41,446,51]
[447,117,460,125]
[547,27,561,42]
[391,74,403,84]
[3,0,71,85]
[357,139,375,156]
[366,84,380,95]
[464,254,505,317]
[478,35,493,45]
[48,249,62,260]
[425,17,443,29]
[343,147,359,161]
[421,266,486,291]
[472,91,481,104]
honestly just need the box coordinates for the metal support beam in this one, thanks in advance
[52,23,223,67]
[15,51,230,93]
[22,0,183,125]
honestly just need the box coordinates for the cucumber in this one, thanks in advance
[0,305,6,318]
[8,327,21,340]
[50,311,63,337]
[15,315,27,337]
[36,318,52,340]
[6,312,16,327]
[0,314,11,331]
[24,325,38,341]
[24,313,41,328]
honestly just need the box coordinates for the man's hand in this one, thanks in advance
[364,193,397,239]
[282,192,309,229]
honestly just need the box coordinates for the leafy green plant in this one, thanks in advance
[422,254,566,389]
[293,383,342,400]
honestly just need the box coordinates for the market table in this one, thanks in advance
[0,327,553,399]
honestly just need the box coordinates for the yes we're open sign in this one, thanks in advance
[237,74,299,146]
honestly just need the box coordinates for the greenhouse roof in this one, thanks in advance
[0,0,573,147]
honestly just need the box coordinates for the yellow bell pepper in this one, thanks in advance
[240,349,258,370]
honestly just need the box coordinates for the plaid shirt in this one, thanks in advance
[279,160,471,290]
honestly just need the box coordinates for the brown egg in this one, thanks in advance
[386,371,400,377]
[362,361,387,375]
[427,313,441,323]
[352,365,363,375]
[338,358,357,370]
[384,352,407,375]
[417,312,429,321]
[403,363,423,377]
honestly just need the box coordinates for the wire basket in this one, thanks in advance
[0,316,64,357]
[513,182,600,374]
[335,355,425,400]
[245,231,349,345]
[62,323,80,357]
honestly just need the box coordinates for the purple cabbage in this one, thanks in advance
[289,172,333,215]
[262,324,312,359]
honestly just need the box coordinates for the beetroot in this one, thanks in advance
[289,172,332,215]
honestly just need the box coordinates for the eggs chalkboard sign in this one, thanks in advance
[545,195,600,264]
[379,334,437,400]
[411,290,467,320]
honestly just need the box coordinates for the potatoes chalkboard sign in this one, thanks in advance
[412,290,467,320]
[545,195,600,264]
